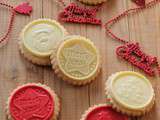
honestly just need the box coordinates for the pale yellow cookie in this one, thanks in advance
[19,19,67,65]
[51,35,101,85]
[105,71,155,116]
[78,0,107,5]
[6,83,60,120]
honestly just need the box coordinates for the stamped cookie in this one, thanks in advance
[51,35,101,85]
[78,0,107,5]
[19,19,67,65]
[6,83,60,120]
[80,104,129,120]
[105,71,155,116]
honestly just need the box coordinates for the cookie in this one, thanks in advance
[105,71,155,116]
[6,83,60,120]
[80,104,129,120]
[51,35,101,86]
[78,0,107,5]
[19,19,67,65]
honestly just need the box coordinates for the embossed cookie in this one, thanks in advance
[80,104,129,120]
[51,35,101,85]
[78,0,107,5]
[19,19,67,65]
[6,83,60,120]
[105,71,155,116]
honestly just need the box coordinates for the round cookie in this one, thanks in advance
[6,83,60,120]
[19,19,67,65]
[105,71,155,116]
[80,104,129,120]
[78,0,107,5]
[51,35,101,86]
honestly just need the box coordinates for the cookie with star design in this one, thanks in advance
[19,19,67,65]
[51,35,101,85]
[6,83,60,120]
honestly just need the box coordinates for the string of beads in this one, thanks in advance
[0,2,32,47]
[105,0,160,76]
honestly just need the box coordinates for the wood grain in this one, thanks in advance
[0,0,160,120]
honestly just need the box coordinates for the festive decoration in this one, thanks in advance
[0,2,32,47]
[116,43,160,76]
[58,3,102,25]
[14,2,32,15]
[105,0,160,76]
[131,0,145,6]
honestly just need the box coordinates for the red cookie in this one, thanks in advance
[6,83,60,120]
[81,104,128,120]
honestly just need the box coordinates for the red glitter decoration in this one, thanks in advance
[58,3,102,25]
[0,2,32,47]
[116,43,160,76]
[131,0,146,6]
[105,0,160,76]
[14,2,32,15]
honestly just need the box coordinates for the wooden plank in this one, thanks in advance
[126,1,160,120]
[87,0,131,107]
[42,0,90,120]
[0,0,160,120]
[0,0,43,119]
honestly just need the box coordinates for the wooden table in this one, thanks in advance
[0,0,160,120]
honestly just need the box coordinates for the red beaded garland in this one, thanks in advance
[0,2,32,47]
[105,0,160,76]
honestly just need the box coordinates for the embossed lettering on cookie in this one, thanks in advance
[19,19,67,66]
[105,71,155,116]
[51,35,101,86]
[6,83,60,120]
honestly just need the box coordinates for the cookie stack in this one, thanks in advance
[18,19,155,120]
[19,19,101,86]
